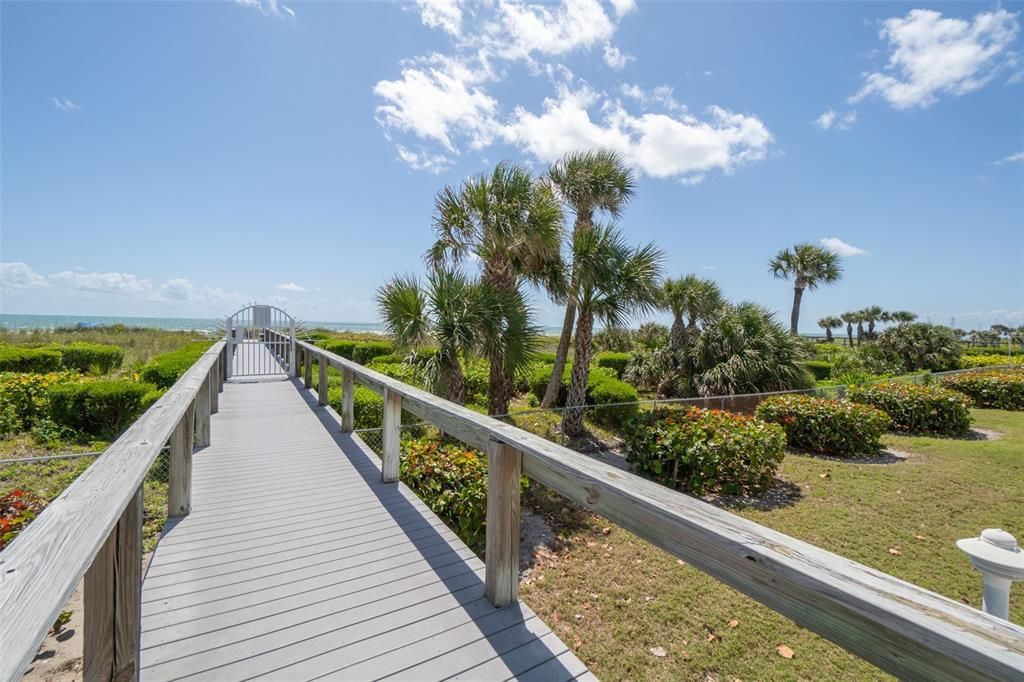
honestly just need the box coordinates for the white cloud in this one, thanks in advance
[277,282,314,292]
[850,8,1020,110]
[396,145,452,173]
[374,54,499,152]
[608,0,636,19]
[620,83,683,111]
[50,97,78,112]
[994,150,1024,165]
[814,107,857,131]
[417,0,462,36]
[502,80,773,181]
[700,265,716,270]
[0,262,49,291]
[490,0,617,62]
[603,43,633,71]
[50,270,156,297]
[234,0,295,19]
[820,237,869,257]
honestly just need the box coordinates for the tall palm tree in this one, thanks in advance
[817,315,843,343]
[840,311,858,346]
[861,305,885,338]
[855,310,866,346]
[661,275,723,355]
[888,310,918,323]
[562,225,663,436]
[430,161,563,414]
[541,150,636,408]
[768,243,843,335]
[376,269,478,404]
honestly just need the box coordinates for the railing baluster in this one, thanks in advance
[210,361,220,415]
[168,402,196,517]
[341,368,354,433]
[304,348,314,389]
[485,439,522,608]
[381,388,401,483]
[195,375,211,448]
[318,355,328,406]
[84,486,142,682]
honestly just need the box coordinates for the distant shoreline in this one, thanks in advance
[0,313,388,334]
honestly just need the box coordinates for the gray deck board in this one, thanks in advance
[140,378,588,681]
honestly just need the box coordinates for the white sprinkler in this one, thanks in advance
[957,528,1024,621]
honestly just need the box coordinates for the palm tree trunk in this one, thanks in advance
[846,323,853,346]
[541,299,576,408]
[487,354,511,415]
[856,322,864,347]
[562,310,593,437]
[825,328,833,343]
[443,356,465,405]
[790,286,804,335]
[669,315,687,355]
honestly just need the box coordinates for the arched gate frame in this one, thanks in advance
[224,304,296,379]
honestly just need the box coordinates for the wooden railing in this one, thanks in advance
[278,332,1024,682]
[0,342,227,682]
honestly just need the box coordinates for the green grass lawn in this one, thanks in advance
[521,409,1024,681]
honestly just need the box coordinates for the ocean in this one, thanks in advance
[0,313,388,334]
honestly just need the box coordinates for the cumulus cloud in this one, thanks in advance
[850,8,1020,110]
[0,262,49,291]
[416,0,462,36]
[396,145,452,173]
[602,43,633,71]
[234,0,295,19]
[276,282,316,292]
[50,97,78,112]
[994,150,1024,165]
[620,83,683,111]
[814,107,857,131]
[820,237,869,257]
[50,270,156,297]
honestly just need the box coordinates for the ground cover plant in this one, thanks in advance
[519,409,1023,681]
[941,369,1024,410]
[848,382,972,436]
[0,326,210,371]
[755,394,890,455]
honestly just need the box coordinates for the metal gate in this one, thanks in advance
[225,304,296,379]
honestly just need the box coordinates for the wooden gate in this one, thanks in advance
[225,304,295,379]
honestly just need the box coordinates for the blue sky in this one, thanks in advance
[2,0,1022,332]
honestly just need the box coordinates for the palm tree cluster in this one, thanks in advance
[819,308,917,346]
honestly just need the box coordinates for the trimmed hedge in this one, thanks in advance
[0,347,63,373]
[318,340,393,364]
[527,363,638,425]
[960,354,1024,368]
[54,343,124,374]
[139,341,214,389]
[798,360,833,381]
[594,351,630,378]
[48,380,154,437]
[755,394,890,455]
[941,370,1024,411]
[848,382,972,436]
[400,437,525,548]
[624,407,786,496]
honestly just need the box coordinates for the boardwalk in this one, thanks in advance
[140,379,590,681]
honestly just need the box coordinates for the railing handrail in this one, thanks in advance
[0,341,226,681]
[285,333,1024,681]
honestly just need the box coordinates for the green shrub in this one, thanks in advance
[592,327,634,352]
[848,382,972,436]
[352,341,393,364]
[963,345,1017,357]
[535,352,558,364]
[528,363,616,404]
[48,380,154,437]
[586,372,639,426]
[595,352,630,378]
[328,384,385,429]
[798,360,832,381]
[624,407,786,496]
[139,341,213,389]
[463,359,490,401]
[960,354,1023,368]
[0,372,82,434]
[755,395,890,455]
[54,342,124,374]
[941,370,1024,410]
[399,437,527,548]
[318,339,356,358]
[0,347,63,373]
[876,323,962,372]
[366,361,424,388]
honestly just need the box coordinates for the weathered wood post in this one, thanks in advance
[304,348,313,389]
[84,486,142,682]
[210,359,219,415]
[485,439,522,608]
[194,375,211,448]
[224,316,234,379]
[381,388,401,483]
[318,356,329,406]
[168,402,196,517]
[341,368,354,433]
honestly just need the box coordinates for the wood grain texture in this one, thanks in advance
[168,403,196,518]
[295,339,1024,681]
[209,359,219,415]
[194,376,211,448]
[318,358,328,406]
[0,343,225,682]
[341,367,354,433]
[485,440,521,608]
[382,388,401,483]
[84,525,116,681]
[303,347,313,388]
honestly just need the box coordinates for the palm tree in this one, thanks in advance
[840,311,858,346]
[541,150,636,408]
[661,275,723,355]
[562,225,663,436]
[376,269,478,404]
[430,161,563,414]
[855,310,866,346]
[861,305,885,338]
[888,310,918,323]
[817,315,843,343]
[768,243,843,335]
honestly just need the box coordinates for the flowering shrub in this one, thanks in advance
[960,354,1024,369]
[941,370,1024,410]
[400,437,527,548]
[755,395,890,455]
[624,407,786,496]
[1,489,46,550]
[848,382,972,436]
[0,371,83,435]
